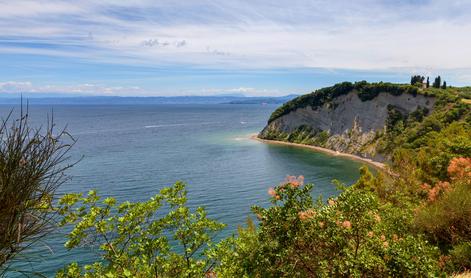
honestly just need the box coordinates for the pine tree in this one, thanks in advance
[426,77,430,88]
[442,81,447,89]
[433,76,441,88]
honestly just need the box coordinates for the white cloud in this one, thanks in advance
[0,81,145,96]
[1,0,471,82]
[0,81,34,92]
[0,81,291,97]
[192,87,283,96]
[0,0,84,17]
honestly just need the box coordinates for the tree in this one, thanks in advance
[411,75,425,85]
[442,81,447,89]
[56,182,225,277]
[433,76,442,88]
[0,107,76,275]
[426,77,430,88]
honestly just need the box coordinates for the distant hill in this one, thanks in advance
[0,95,298,105]
[225,94,299,104]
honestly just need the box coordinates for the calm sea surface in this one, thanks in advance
[1,104,365,276]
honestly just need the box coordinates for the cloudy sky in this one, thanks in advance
[1,0,470,96]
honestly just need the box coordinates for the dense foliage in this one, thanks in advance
[384,88,471,182]
[56,157,470,277]
[410,75,425,85]
[263,82,470,165]
[56,182,225,277]
[411,75,446,89]
[213,174,440,277]
[268,81,419,123]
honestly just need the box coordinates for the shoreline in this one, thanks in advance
[250,134,389,172]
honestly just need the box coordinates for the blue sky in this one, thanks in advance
[0,0,470,96]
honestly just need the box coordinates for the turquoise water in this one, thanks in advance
[1,104,365,276]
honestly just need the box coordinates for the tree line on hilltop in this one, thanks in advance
[411,75,447,89]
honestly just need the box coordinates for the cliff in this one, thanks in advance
[259,82,436,161]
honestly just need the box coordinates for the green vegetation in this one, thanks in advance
[411,75,447,89]
[263,81,471,163]
[260,125,331,148]
[56,182,224,277]
[382,88,471,181]
[214,174,441,277]
[0,80,470,277]
[0,109,76,276]
[231,81,470,276]
[55,156,470,277]
[268,81,419,123]
[433,76,442,88]
[410,75,425,85]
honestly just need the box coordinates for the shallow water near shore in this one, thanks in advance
[1,104,365,276]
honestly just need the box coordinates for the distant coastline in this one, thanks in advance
[250,134,389,173]
[0,94,298,105]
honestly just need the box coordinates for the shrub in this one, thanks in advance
[214,170,440,277]
[415,158,471,245]
[447,241,471,271]
[56,182,225,277]
[0,109,75,274]
[448,157,471,183]
[391,121,471,184]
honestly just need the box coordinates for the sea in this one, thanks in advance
[1,104,365,276]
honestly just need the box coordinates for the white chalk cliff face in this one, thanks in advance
[260,91,436,160]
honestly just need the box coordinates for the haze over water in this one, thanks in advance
[1,104,364,276]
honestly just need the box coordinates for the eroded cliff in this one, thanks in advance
[259,84,436,161]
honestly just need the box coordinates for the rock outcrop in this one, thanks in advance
[259,89,435,161]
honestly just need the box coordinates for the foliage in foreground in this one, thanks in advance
[213,174,440,277]
[56,156,470,277]
[56,182,225,277]
[414,157,471,272]
[57,172,448,277]
[0,110,75,275]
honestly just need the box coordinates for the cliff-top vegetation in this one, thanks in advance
[267,79,470,124]
[268,81,419,123]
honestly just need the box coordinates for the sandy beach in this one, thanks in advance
[250,134,389,173]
